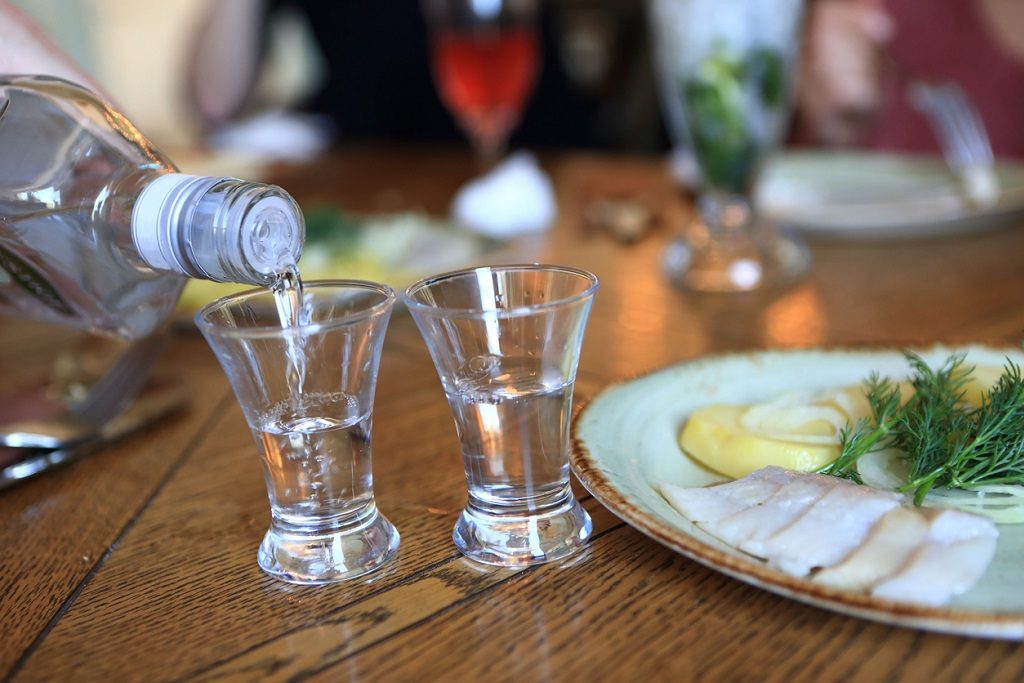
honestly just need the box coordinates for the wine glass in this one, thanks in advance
[422,0,540,165]
[650,0,811,292]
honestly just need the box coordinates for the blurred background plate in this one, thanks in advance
[176,208,505,314]
[755,151,1024,240]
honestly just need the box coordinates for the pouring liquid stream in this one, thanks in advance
[272,264,309,401]
[265,265,376,523]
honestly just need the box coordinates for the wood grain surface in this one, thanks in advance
[5,146,1024,683]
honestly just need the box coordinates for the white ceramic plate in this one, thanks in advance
[755,152,1024,239]
[571,345,1024,639]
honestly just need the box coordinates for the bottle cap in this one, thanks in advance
[238,195,303,276]
[132,173,303,283]
[132,173,218,272]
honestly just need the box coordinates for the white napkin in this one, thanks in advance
[452,152,557,238]
[208,110,332,162]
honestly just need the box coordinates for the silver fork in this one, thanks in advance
[907,80,999,208]
[0,331,168,449]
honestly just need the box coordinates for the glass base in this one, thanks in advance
[453,491,593,567]
[664,216,811,293]
[257,504,400,585]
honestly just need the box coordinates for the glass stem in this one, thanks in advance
[697,191,754,236]
[473,130,507,172]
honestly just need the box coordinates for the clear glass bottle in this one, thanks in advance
[0,75,304,340]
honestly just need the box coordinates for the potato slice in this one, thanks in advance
[680,405,840,479]
[960,365,1003,407]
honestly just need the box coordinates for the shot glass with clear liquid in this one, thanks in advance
[196,280,400,584]
[404,264,599,566]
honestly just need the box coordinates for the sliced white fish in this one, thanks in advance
[925,506,1000,543]
[661,467,1000,608]
[748,482,903,576]
[710,473,837,547]
[660,466,795,525]
[871,508,998,606]
[813,507,930,591]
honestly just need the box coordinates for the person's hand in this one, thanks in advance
[796,0,894,146]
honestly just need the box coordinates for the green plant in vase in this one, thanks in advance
[683,45,784,194]
[653,2,809,294]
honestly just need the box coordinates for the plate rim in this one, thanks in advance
[570,345,1024,639]
[756,151,1024,238]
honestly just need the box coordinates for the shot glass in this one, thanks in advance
[404,264,599,566]
[196,281,400,584]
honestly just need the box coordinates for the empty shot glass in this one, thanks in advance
[404,264,599,566]
[196,280,400,584]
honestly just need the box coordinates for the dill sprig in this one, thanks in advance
[943,361,1024,489]
[892,352,972,503]
[820,374,902,483]
[821,350,1024,505]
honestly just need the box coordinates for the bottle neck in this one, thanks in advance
[131,173,305,285]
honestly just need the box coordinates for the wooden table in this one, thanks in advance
[5,147,1024,682]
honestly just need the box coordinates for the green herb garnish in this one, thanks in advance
[681,44,787,193]
[746,47,785,107]
[822,351,1024,504]
[302,205,363,249]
